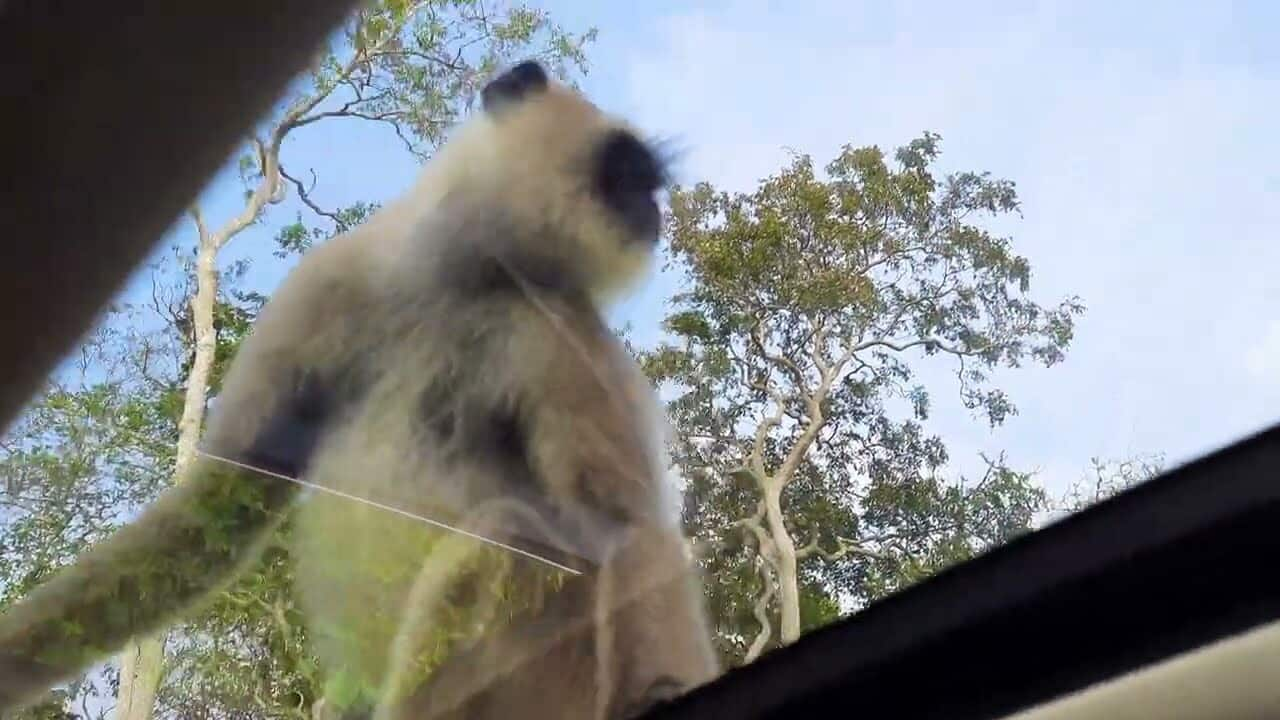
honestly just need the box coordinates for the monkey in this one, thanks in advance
[0,59,720,719]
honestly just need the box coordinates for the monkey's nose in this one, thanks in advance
[616,677,688,719]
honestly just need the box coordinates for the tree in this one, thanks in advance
[641,134,1085,665]
[1054,452,1165,516]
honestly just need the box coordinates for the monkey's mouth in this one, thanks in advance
[619,194,662,246]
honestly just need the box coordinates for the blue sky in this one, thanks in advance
[119,0,1280,499]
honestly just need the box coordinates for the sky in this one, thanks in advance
[120,0,1280,501]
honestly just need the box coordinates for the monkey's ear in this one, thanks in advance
[481,60,549,115]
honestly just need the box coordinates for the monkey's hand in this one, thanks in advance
[235,369,336,480]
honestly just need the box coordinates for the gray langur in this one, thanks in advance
[0,60,720,720]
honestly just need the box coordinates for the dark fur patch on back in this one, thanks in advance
[441,252,585,305]
[422,191,593,310]
[484,410,527,462]
[413,383,607,570]
[574,470,634,526]
[418,381,458,442]
[416,378,531,474]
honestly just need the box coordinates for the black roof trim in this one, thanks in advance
[648,421,1280,720]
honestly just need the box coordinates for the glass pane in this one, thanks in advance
[2,2,1274,718]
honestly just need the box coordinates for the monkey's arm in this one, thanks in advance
[0,368,337,711]
[504,302,664,529]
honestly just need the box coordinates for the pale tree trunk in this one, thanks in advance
[763,483,801,644]
[116,213,221,720]
[115,636,165,720]
[742,552,777,664]
[734,324,850,658]
[736,431,820,654]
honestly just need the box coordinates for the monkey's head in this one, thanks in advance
[429,60,670,303]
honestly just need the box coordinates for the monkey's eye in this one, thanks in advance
[595,130,666,242]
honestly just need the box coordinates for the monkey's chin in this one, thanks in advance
[593,253,657,308]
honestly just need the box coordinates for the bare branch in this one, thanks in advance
[742,557,777,664]
[187,206,209,242]
[809,321,832,378]
[278,164,349,231]
[851,335,975,357]
[773,365,839,490]
[749,317,807,390]
[287,0,433,133]
[728,499,778,565]
[293,106,405,129]
[207,139,283,251]
[366,47,466,72]
[797,534,889,562]
[748,407,783,481]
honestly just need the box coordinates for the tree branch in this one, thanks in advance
[749,316,808,390]
[743,556,777,664]
[774,357,841,490]
[747,389,787,481]
[187,206,209,242]
[277,164,350,231]
[728,499,780,564]
[207,137,283,252]
[809,321,833,378]
[288,0,433,132]
[850,335,976,357]
[796,534,889,562]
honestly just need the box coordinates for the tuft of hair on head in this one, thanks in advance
[432,59,675,306]
[480,60,550,116]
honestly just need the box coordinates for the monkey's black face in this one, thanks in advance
[594,130,667,245]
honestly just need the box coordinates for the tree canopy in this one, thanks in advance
[640,133,1085,665]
